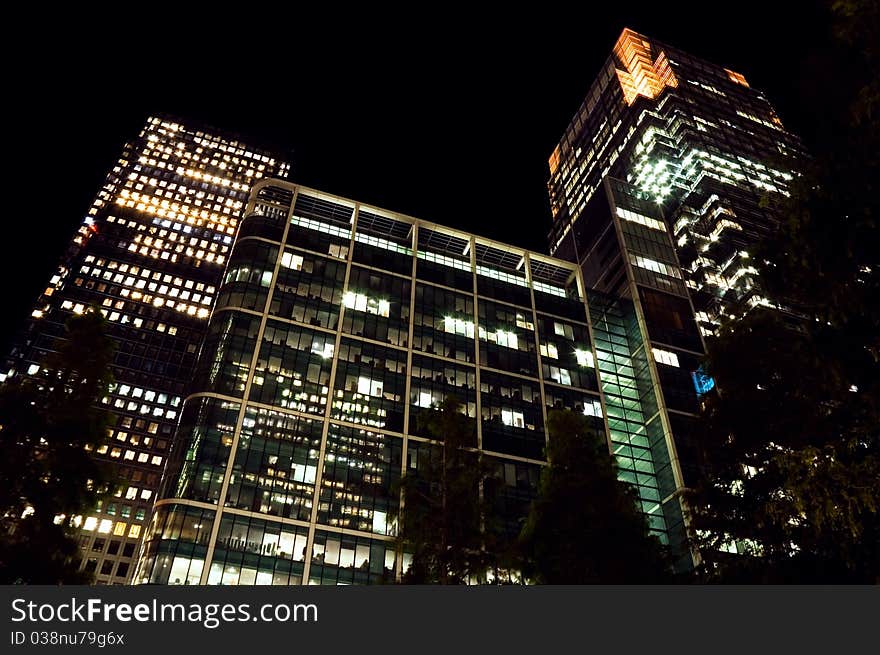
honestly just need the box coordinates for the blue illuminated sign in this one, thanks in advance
[691,368,715,395]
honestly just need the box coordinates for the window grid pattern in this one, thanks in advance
[5,115,289,584]
[137,182,680,584]
[588,294,669,540]
[547,28,804,334]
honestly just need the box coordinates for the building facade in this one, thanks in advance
[3,116,289,584]
[134,179,693,585]
[574,176,705,547]
[546,28,805,509]
[548,28,803,336]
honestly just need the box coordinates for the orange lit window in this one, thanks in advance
[725,69,749,87]
[614,28,678,105]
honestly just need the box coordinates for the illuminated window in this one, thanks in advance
[652,347,680,367]
[553,322,574,340]
[311,342,334,359]
[98,519,113,534]
[329,243,349,259]
[443,316,475,338]
[494,330,518,349]
[292,463,317,484]
[281,252,304,270]
[83,517,98,532]
[575,349,594,367]
[616,207,666,232]
[630,255,682,278]
[515,313,534,330]
[372,510,388,535]
[583,400,603,417]
[344,292,367,312]
[501,409,525,429]
[357,376,383,397]
[417,392,434,408]
[540,343,559,359]
[548,366,572,386]
[343,291,389,318]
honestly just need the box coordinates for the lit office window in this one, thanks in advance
[652,347,680,367]
[575,349,594,367]
[501,409,525,429]
[553,322,574,340]
[357,376,383,397]
[344,292,390,317]
[548,366,572,386]
[281,252,304,270]
[443,316,475,338]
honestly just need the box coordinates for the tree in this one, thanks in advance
[689,310,879,582]
[0,309,117,584]
[519,409,673,584]
[394,396,502,584]
[688,0,880,583]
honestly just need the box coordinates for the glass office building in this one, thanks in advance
[548,28,803,336]
[576,176,705,563]
[546,29,806,529]
[135,179,693,585]
[2,116,289,583]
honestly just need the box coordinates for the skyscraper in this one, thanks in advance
[570,176,704,563]
[545,28,804,558]
[3,115,289,583]
[548,28,803,336]
[134,179,688,585]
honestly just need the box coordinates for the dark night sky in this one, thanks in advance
[3,2,834,353]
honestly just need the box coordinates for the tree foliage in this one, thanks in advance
[394,396,503,584]
[0,309,117,584]
[689,0,880,583]
[519,409,673,583]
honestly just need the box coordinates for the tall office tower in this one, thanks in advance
[3,116,289,584]
[134,179,690,585]
[546,30,804,555]
[578,176,706,568]
[548,28,803,337]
